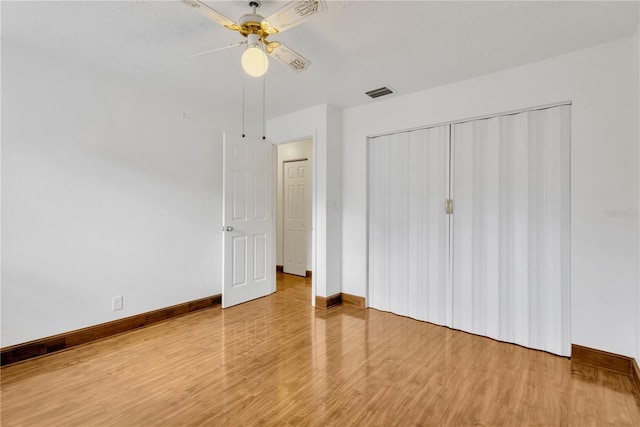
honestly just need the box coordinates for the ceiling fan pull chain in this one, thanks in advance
[242,72,246,138]
[262,56,266,140]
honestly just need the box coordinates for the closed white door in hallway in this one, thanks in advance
[283,160,310,276]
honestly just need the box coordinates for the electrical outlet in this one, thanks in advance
[112,296,123,311]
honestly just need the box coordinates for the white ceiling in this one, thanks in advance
[2,1,639,119]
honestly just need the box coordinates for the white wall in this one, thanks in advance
[1,40,236,347]
[267,104,342,301]
[276,139,312,270]
[342,35,640,361]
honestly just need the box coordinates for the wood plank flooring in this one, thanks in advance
[2,273,639,426]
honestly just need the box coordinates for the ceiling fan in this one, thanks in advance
[183,0,327,77]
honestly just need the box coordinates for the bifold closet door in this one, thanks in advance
[452,105,571,356]
[368,126,450,326]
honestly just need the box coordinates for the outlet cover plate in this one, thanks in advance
[112,296,123,311]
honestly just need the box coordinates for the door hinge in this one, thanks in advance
[445,199,454,215]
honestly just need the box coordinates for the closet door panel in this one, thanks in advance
[498,111,531,346]
[452,118,501,339]
[368,126,449,326]
[452,105,570,356]
[527,106,571,354]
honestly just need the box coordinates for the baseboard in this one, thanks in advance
[315,292,366,309]
[571,344,635,376]
[276,265,311,278]
[1,294,221,366]
[632,358,640,398]
[571,344,640,397]
[315,293,342,309]
[341,293,366,308]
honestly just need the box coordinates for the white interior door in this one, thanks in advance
[222,133,274,308]
[283,160,310,276]
[451,105,571,356]
[368,125,450,326]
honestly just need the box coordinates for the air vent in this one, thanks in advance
[183,0,200,8]
[365,86,394,99]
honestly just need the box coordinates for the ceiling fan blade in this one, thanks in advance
[182,0,241,31]
[269,43,311,72]
[190,41,246,58]
[262,0,327,34]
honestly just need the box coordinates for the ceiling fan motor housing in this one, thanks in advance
[238,13,269,40]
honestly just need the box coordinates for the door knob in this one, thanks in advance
[223,226,234,232]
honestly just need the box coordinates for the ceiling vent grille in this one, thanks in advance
[366,86,394,99]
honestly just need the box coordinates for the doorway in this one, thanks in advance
[277,139,313,278]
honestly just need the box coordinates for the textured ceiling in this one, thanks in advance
[2,1,639,118]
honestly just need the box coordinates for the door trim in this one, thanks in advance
[274,136,317,306]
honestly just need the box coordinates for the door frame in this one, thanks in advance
[273,136,317,305]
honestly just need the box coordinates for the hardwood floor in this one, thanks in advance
[2,273,639,426]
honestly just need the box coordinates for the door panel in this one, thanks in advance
[232,171,247,220]
[368,125,450,326]
[223,133,274,308]
[232,236,247,287]
[253,234,267,281]
[451,106,571,356]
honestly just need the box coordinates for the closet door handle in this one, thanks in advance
[445,199,454,215]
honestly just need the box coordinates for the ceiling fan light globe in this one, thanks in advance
[242,46,269,77]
